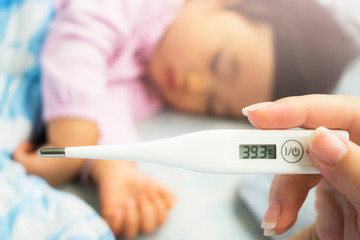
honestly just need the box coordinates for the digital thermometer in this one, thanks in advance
[39,129,349,174]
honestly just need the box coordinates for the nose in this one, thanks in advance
[184,70,210,94]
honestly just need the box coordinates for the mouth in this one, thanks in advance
[164,66,177,91]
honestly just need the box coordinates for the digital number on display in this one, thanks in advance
[239,145,276,159]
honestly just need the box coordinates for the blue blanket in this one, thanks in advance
[0,0,114,239]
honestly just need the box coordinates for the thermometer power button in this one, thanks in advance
[281,140,304,163]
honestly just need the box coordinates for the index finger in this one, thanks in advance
[243,94,360,143]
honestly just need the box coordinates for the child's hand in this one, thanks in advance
[13,142,84,186]
[13,141,39,163]
[91,159,176,238]
[243,95,360,239]
[13,142,52,176]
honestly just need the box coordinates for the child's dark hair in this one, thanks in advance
[226,0,360,100]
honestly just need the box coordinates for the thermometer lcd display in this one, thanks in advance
[239,145,276,159]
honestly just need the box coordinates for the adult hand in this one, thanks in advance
[242,95,360,239]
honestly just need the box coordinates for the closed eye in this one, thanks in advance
[209,48,223,77]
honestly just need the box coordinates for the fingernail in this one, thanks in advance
[308,127,348,165]
[261,198,281,235]
[264,228,276,236]
[261,221,277,229]
[242,102,274,116]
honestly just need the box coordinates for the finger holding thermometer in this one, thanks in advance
[38,129,349,174]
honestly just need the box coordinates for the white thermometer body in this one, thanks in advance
[39,129,349,174]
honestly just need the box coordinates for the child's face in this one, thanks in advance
[150,0,274,117]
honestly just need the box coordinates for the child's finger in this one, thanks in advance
[123,198,140,239]
[146,178,176,209]
[102,211,116,235]
[154,186,176,210]
[148,190,167,225]
[139,194,157,233]
[111,208,125,236]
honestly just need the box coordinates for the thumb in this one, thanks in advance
[308,127,360,211]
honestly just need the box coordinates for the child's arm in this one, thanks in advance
[31,0,123,186]
[17,1,176,237]
[14,118,99,186]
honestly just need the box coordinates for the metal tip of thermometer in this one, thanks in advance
[38,148,66,157]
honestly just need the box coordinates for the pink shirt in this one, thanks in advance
[41,0,184,144]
